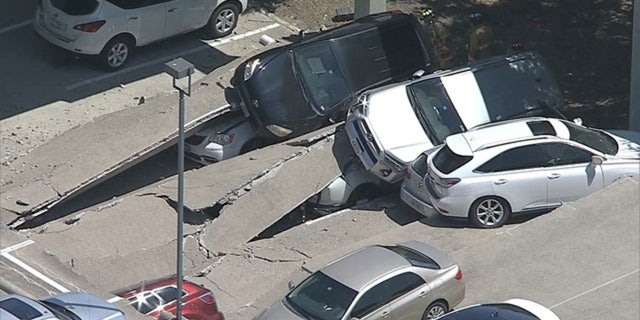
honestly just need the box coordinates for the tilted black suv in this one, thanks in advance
[233,11,437,142]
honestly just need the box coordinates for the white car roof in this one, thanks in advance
[445,117,570,156]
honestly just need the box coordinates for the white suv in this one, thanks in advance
[35,0,247,70]
[346,52,565,183]
[401,117,640,228]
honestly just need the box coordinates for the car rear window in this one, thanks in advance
[0,298,43,320]
[437,303,541,320]
[51,0,99,15]
[433,145,472,174]
[474,57,563,122]
[411,153,429,178]
[382,245,440,269]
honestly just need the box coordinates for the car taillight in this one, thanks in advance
[438,177,461,188]
[73,20,106,32]
[198,292,215,304]
[455,269,463,281]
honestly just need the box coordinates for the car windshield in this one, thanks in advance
[38,301,79,320]
[564,121,618,155]
[51,0,99,15]
[437,304,540,320]
[408,80,466,144]
[294,43,351,115]
[285,272,357,320]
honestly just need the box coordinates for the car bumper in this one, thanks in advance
[400,186,434,217]
[345,117,404,183]
[427,194,474,218]
[185,142,233,165]
[34,19,105,55]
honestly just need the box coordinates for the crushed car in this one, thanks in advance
[233,10,438,143]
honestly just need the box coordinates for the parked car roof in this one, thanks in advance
[320,245,410,290]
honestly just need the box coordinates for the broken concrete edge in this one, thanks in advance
[7,106,233,229]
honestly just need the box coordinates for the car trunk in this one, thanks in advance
[404,153,433,205]
[38,0,102,42]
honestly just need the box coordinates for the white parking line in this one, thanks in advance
[549,268,639,309]
[65,23,280,90]
[0,239,35,255]
[305,209,350,225]
[0,20,33,36]
[1,251,70,293]
[107,296,124,303]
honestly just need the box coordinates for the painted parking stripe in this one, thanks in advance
[549,268,639,309]
[65,23,281,90]
[0,239,35,255]
[0,20,33,36]
[1,251,70,293]
[107,296,124,303]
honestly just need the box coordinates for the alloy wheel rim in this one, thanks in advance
[426,305,445,319]
[215,8,236,33]
[107,43,128,67]
[476,199,504,226]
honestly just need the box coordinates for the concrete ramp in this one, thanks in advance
[0,21,294,226]
[155,124,350,252]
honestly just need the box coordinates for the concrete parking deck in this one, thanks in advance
[0,14,296,226]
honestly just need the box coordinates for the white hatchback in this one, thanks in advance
[34,0,247,70]
[401,117,640,228]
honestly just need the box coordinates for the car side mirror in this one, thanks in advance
[288,281,296,290]
[573,117,583,126]
[591,155,604,165]
[412,70,426,79]
[298,30,306,42]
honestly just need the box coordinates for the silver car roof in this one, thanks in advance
[320,245,410,291]
[0,295,51,320]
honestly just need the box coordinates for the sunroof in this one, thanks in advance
[527,120,556,136]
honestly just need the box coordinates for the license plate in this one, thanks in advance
[49,17,66,32]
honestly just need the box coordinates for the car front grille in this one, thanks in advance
[354,119,380,161]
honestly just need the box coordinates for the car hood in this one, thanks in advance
[608,130,640,159]
[254,300,304,320]
[245,50,317,124]
[366,85,432,162]
[43,293,125,320]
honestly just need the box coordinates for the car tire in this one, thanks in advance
[469,196,511,228]
[100,35,133,71]
[206,2,240,38]
[422,300,448,320]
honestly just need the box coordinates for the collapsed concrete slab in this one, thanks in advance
[0,19,295,226]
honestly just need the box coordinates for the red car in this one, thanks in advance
[117,277,224,320]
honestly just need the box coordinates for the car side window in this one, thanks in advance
[350,282,388,318]
[476,145,546,173]
[384,272,425,301]
[542,143,593,166]
[107,0,167,9]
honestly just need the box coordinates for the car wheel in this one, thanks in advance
[469,196,511,228]
[422,301,448,320]
[100,36,133,71]
[206,2,240,38]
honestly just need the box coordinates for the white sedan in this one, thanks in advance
[435,299,559,320]
[35,0,247,70]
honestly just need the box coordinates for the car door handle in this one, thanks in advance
[493,179,508,185]
[168,7,178,12]
[419,290,427,297]
[381,310,390,318]
[128,16,138,20]
[547,173,561,179]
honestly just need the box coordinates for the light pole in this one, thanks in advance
[164,57,194,320]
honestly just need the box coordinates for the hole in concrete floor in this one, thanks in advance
[249,205,324,242]
[14,145,204,230]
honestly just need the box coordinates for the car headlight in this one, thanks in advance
[209,133,234,145]
[244,58,261,81]
[266,124,293,137]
